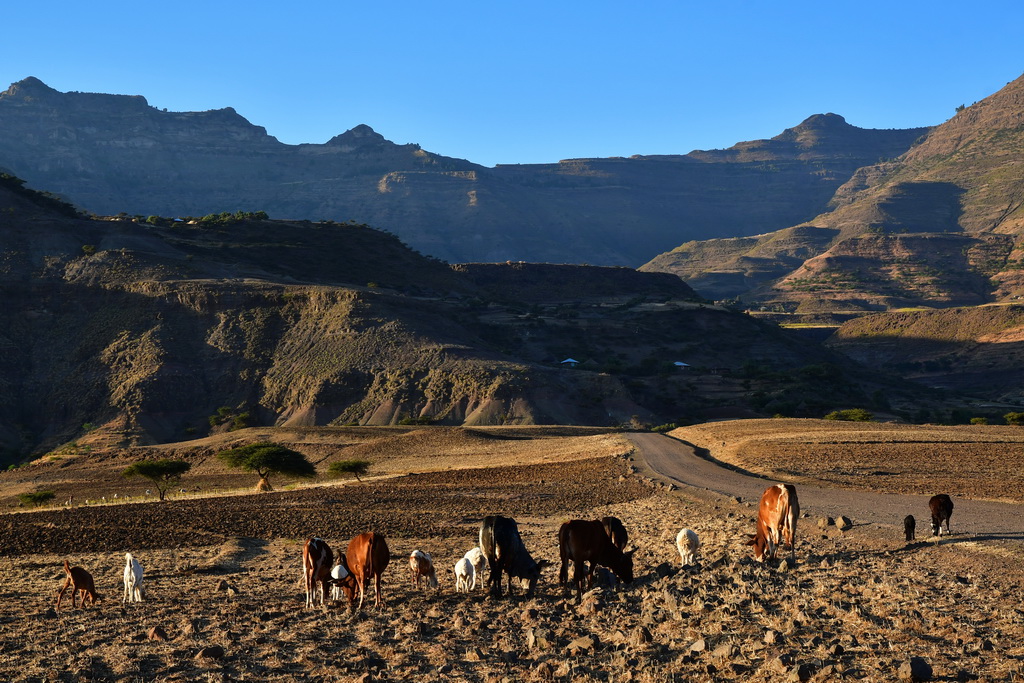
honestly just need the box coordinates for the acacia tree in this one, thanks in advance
[215,442,315,491]
[328,459,371,482]
[122,459,192,501]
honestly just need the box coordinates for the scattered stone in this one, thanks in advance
[568,635,598,655]
[837,516,853,530]
[214,579,230,592]
[817,517,835,529]
[789,663,813,682]
[148,626,169,642]
[898,657,933,681]
[688,638,707,653]
[764,630,779,645]
[630,626,652,646]
[465,647,485,662]
[778,558,793,573]
[712,642,737,661]
[195,645,224,660]
[653,562,673,578]
[527,628,553,650]
[768,656,793,675]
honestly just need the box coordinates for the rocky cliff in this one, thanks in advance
[0,78,927,267]
[644,73,1024,311]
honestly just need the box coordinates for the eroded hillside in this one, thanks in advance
[0,177,893,458]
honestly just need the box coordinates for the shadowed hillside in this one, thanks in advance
[0,175,904,458]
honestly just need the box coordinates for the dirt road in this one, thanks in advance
[628,432,1024,539]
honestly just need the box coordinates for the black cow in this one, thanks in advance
[479,515,548,597]
[904,514,916,542]
[558,519,634,601]
[929,494,954,536]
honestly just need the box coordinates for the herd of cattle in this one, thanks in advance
[52,484,957,610]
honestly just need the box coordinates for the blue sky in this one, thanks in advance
[3,1,1023,167]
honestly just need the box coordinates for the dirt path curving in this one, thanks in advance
[628,432,1024,540]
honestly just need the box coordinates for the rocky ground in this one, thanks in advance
[1,424,1022,681]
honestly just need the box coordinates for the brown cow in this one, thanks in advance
[558,519,634,600]
[929,494,954,536]
[347,532,390,609]
[601,516,629,551]
[56,560,101,609]
[302,538,334,608]
[747,484,799,562]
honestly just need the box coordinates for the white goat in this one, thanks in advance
[122,552,144,603]
[330,562,352,602]
[676,528,700,566]
[463,547,488,591]
[454,557,474,593]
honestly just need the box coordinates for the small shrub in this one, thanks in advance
[328,459,371,482]
[1004,411,1024,426]
[18,490,56,507]
[970,417,989,425]
[823,408,874,422]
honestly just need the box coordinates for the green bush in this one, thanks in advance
[18,490,56,507]
[216,442,315,491]
[823,408,874,422]
[970,417,989,425]
[1004,412,1024,426]
[328,459,371,482]
[122,459,191,501]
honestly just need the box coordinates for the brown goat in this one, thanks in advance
[56,560,100,609]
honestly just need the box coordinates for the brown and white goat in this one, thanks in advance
[409,549,439,590]
[56,560,100,609]
[302,538,334,608]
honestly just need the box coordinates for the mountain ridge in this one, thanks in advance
[0,77,929,267]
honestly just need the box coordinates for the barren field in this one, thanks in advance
[672,418,1024,503]
[1,424,1023,681]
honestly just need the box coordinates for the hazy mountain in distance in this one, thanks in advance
[0,77,927,266]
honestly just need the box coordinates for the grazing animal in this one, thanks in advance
[347,532,391,609]
[56,560,100,609]
[479,515,549,597]
[601,516,629,551]
[904,514,916,542]
[463,547,488,591]
[676,528,701,566]
[929,494,954,536]
[747,483,800,562]
[302,537,334,608]
[122,552,144,604]
[329,555,357,603]
[454,557,474,593]
[409,549,439,590]
[558,519,635,600]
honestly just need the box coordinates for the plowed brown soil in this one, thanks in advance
[1,423,1023,681]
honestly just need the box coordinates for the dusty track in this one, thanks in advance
[629,432,1024,539]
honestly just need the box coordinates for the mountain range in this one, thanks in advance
[0,77,927,267]
[643,73,1024,311]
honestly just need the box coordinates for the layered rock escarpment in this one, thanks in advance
[0,78,927,267]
